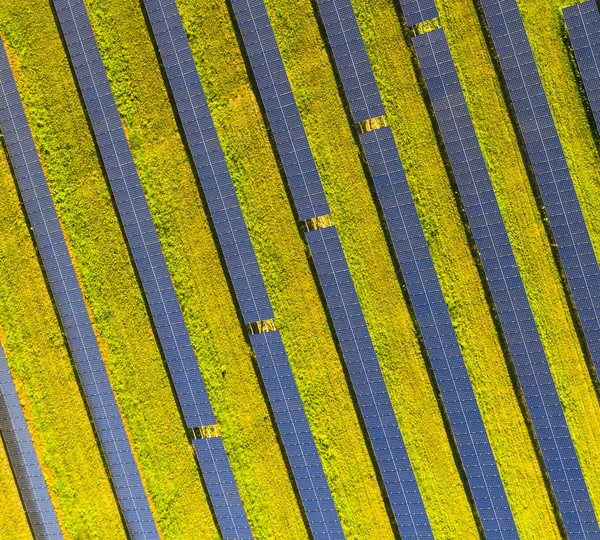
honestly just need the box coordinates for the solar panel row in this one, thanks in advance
[0,35,158,540]
[565,1,600,134]
[480,0,600,418]
[0,343,62,539]
[228,0,432,536]
[143,0,272,325]
[305,226,431,538]
[52,1,251,537]
[228,0,329,223]
[412,27,600,537]
[315,0,517,535]
[142,1,343,536]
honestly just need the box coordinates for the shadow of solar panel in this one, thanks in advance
[229,0,330,222]
[250,331,343,538]
[142,1,342,537]
[305,226,432,538]
[52,1,251,536]
[193,438,252,540]
[397,0,438,28]
[413,27,599,537]
[0,35,158,540]
[0,344,62,539]
[315,0,385,123]
[481,0,600,412]
[142,0,273,325]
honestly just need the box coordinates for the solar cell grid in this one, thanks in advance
[481,0,600,408]
[52,1,251,536]
[142,2,343,536]
[413,27,600,536]
[305,226,432,538]
[229,0,330,222]
[0,35,158,540]
[0,343,63,539]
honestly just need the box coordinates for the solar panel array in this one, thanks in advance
[52,1,251,537]
[228,0,432,535]
[0,343,62,539]
[0,35,158,540]
[565,1,600,134]
[412,27,600,537]
[481,0,600,410]
[305,227,431,538]
[142,0,343,536]
[315,0,518,534]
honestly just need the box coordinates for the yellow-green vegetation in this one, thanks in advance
[351,0,568,536]
[442,0,600,525]
[259,0,482,537]
[0,429,31,539]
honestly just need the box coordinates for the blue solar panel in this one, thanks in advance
[228,0,330,222]
[305,226,432,538]
[0,35,158,540]
[565,1,600,134]
[0,343,63,539]
[142,1,343,536]
[315,1,516,534]
[413,27,600,537]
[250,331,343,538]
[481,0,600,423]
[142,0,272,325]
[397,0,438,28]
[52,1,251,536]
[314,0,385,123]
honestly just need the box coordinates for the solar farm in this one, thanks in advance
[3,0,600,538]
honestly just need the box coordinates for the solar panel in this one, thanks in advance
[142,1,343,536]
[413,27,600,537]
[0,343,62,539]
[396,0,438,28]
[250,331,343,538]
[51,1,251,536]
[0,36,158,540]
[314,0,385,122]
[481,0,600,426]
[228,0,330,222]
[314,1,517,534]
[229,0,432,534]
[565,1,600,136]
[305,226,431,538]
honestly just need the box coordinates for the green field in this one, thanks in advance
[0,0,600,537]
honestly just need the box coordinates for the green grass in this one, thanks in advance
[350,0,566,537]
